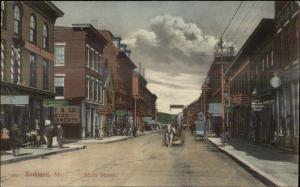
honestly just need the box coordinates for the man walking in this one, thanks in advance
[11,124,21,156]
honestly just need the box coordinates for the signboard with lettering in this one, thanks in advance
[251,100,264,111]
[43,99,69,107]
[170,105,184,109]
[54,106,80,124]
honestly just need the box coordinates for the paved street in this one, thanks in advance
[1,131,266,187]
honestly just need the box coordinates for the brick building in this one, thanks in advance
[225,19,275,144]
[273,1,299,152]
[132,70,157,131]
[53,24,107,139]
[1,1,63,146]
[99,31,137,135]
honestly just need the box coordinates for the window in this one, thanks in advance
[42,60,49,90]
[265,53,269,69]
[42,24,48,49]
[98,54,102,72]
[12,43,21,84]
[1,1,6,28]
[89,79,93,100]
[55,44,65,65]
[1,40,5,80]
[85,44,90,66]
[29,54,36,87]
[270,50,274,67]
[86,76,90,99]
[262,58,265,71]
[14,5,21,35]
[55,76,64,97]
[89,48,93,67]
[94,80,97,101]
[29,15,36,43]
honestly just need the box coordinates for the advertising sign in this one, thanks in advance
[54,106,80,124]
[43,99,68,107]
[251,100,264,111]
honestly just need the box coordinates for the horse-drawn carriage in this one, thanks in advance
[163,115,185,147]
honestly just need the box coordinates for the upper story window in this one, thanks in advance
[270,50,274,67]
[55,44,65,66]
[43,59,49,90]
[1,1,6,29]
[29,15,36,43]
[42,24,48,49]
[55,76,65,97]
[29,54,37,87]
[14,5,21,35]
[1,40,5,80]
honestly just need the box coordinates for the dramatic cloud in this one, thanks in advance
[123,15,218,76]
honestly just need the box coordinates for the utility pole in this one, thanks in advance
[219,37,225,146]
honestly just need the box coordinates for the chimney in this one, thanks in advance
[112,37,121,48]
[119,44,127,52]
[90,19,99,29]
[125,49,131,57]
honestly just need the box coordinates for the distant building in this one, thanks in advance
[1,1,63,145]
[99,30,137,134]
[54,24,107,139]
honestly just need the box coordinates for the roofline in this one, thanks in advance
[71,24,108,44]
[45,1,64,17]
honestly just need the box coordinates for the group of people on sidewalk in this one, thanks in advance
[0,120,64,156]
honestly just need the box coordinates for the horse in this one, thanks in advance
[164,124,175,147]
[43,122,64,148]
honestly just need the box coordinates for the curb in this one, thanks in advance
[79,130,159,144]
[207,139,287,187]
[1,145,86,165]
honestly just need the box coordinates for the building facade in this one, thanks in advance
[273,1,299,152]
[54,24,107,139]
[100,31,136,135]
[1,1,63,147]
[225,19,275,144]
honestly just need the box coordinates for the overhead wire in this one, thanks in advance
[231,1,265,50]
[223,1,249,41]
[224,1,256,45]
[230,1,259,47]
[219,1,244,39]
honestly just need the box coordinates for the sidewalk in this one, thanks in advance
[208,137,298,187]
[76,130,159,144]
[1,143,86,165]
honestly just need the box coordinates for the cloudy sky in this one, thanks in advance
[53,1,274,114]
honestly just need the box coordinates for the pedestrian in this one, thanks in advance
[43,120,53,148]
[57,124,64,148]
[11,124,21,156]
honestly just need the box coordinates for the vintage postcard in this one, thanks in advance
[0,1,299,187]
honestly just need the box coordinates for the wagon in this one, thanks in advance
[195,120,205,141]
